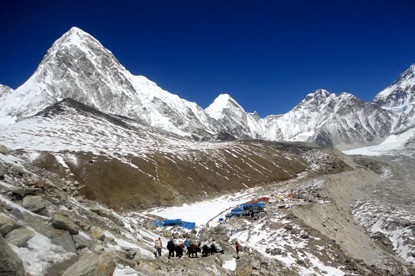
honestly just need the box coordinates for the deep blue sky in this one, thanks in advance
[1,0,415,116]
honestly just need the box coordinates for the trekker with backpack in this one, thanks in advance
[154,237,162,257]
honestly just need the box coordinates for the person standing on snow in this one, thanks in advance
[155,237,162,257]
[235,241,241,255]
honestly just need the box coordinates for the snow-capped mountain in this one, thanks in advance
[0,27,219,137]
[205,94,264,139]
[1,26,414,151]
[265,89,396,149]
[0,84,13,113]
[206,89,396,149]
[374,65,415,108]
[373,64,415,136]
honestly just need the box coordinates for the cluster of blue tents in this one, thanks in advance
[153,219,196,230]
[225,202,266,219]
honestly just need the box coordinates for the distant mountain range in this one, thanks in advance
[1,27,414,150]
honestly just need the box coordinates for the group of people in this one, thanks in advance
[154,237,225,259]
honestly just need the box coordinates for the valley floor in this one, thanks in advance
[127,153,415,275]
[1,149,415,275]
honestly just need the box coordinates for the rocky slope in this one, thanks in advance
[1,141,414,275]
[0,98,351,210]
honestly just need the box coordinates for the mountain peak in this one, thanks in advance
[302,89,332,103]
[205,93,245,120]
[68,26,87,35]
[209,94,240,108]
[313,89,331,97]
[49,26,101,52]
[374,64,415,107]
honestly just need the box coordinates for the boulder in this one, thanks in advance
[300,233,309,239]
[5,227,35,247]
[73,233,91,250]
[34,179,46,190]
[0,214,22,236]
[105,236,115,243]
[90,206,104,216]
[270,248,282,255]
[52,213,79,235]
[9,208,23,220]
[138,260,160,275]
[22,195,47,212]
[94,244,105,252]
[53,231,77,254]
[90,226,105,241]
[284,224,293,231]
[0,145,7,154]
[0,234,25,276]
[62,252,116,276]
[236,258,253,276]
[125,248,141,263]
[10,187,42,197]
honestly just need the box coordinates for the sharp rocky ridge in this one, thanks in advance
[0,27,414,149]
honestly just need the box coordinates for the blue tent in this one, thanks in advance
[153,219,196,229]
[225,207,244,218]
[163,219,183,226]
[180,221,196,230]
[240,202,266,210]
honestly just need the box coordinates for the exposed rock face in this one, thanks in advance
[0,234,25,276]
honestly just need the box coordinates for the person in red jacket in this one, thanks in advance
[235,241,241,255]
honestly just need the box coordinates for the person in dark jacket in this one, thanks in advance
[202,243,210,257]
[167,239,175,259]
